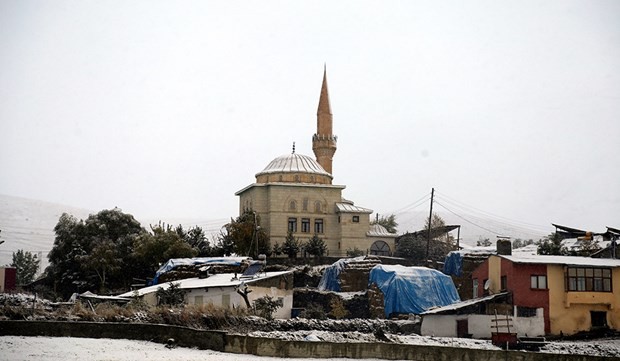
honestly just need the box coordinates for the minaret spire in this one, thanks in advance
[312,66,337,177]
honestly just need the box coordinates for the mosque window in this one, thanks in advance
[314,219,324,234]
[370,241,390,256]
[352,215,359,223]
[301,218,310,233]
[289,200,297,211]
[303,198,309,211]
[315,201,322,213]
[288,218,297,233]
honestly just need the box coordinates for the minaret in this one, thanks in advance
[312,66,337,175]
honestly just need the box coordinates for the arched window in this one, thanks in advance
[370,241,391,256]
[315,201,322,213]
[289,200,297,211]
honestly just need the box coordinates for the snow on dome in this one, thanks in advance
[256,153,331,177]
[366,224,396,237]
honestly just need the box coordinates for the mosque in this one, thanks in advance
[235,69,396,257]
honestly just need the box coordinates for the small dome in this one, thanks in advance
[257,153,332,177]
[367,224,397,237]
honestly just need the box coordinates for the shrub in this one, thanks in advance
[156,282,185,306]
[253,295,283,320]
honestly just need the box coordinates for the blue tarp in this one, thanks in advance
[443,251,463,276]
[151,257,249,285]
[317,256,367,292]
[368,264,460,316]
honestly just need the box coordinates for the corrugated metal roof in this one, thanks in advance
[336,202,372,214]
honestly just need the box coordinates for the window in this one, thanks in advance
[314,219,324,234]
[288,217,297,233]
[194,296,203,305]
[517,306,537,318]
[289,200,297,211]
[591,311,608,328]
[370,241,390,256]
[352,215,359,223]
[501,276,507,291]
[301,218,310,233]
[473,279,479,298]
[315,201,322,213]
[567,267,611,292]
[530,275,547,289]
[302,198,309,211]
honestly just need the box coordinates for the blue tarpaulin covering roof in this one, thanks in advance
[369,264,460,316]
[317,256,366,292]
[152,257,249,285]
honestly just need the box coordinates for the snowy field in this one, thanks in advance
[2,335,620,360]
[0,336,401,361]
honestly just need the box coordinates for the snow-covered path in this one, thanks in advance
[0,336,401,361]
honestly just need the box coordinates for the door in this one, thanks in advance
[457,319,469,338]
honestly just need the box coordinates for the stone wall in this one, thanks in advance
[225,334,610,361]
[0,321,611,361]
[0,320,225,350]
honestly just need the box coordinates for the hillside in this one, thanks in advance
[0,194,93,270]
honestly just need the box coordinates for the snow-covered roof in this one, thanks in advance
[153,257,251,284]
[500,254,620,268]
[119,270,293,298]
[366,224,397,238]
[421,292,510,315]
[256,153,331,177]
[562,236,611,251]
[336,202,372,214]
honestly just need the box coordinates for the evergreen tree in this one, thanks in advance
[305,234,327,257]
[282,232,301,258]
[11,249,40,285]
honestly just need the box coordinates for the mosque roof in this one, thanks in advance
[256,153,332,177]
[336,202,373,214]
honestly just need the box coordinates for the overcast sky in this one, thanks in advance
[1,1,618,240]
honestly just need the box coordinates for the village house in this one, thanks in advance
[119,270,294,319]
[471,250,620,336]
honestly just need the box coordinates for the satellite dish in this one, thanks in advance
[484,279,492,290]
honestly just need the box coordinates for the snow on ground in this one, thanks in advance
[2,334,620,360]
[0,336,400,361]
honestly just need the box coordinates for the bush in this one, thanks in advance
[156,282,185,306]
[253,295,283,320]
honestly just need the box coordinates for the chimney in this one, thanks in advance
[496,237,512,256]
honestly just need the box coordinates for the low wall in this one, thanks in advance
[0,321,613,361]
[225,334,612,361]
[0,320,225,351]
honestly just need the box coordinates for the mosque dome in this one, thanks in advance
[255,153,333,184]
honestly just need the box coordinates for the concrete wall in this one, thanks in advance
[0,321,611,361]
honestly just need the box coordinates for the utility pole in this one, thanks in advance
[426,187,435,262]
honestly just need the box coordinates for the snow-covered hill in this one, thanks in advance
[0,194,93,270]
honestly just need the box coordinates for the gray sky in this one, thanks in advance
[1,1,619,241]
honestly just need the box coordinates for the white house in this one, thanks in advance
[119,270,294,319]
[420,292,545,338]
